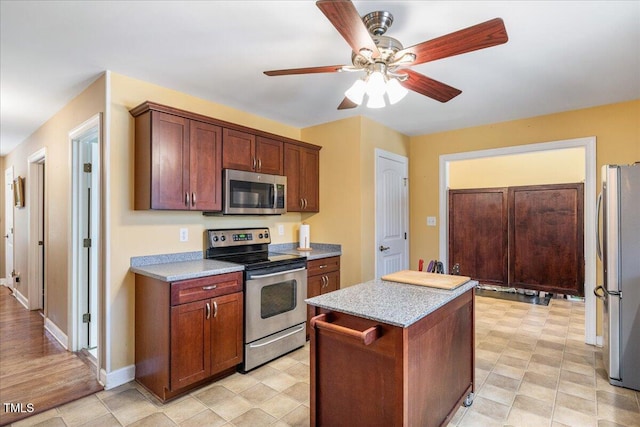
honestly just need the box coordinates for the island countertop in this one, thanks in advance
[305,278,477,328]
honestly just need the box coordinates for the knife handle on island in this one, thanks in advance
[418,259,424,271]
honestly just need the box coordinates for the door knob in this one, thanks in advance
[379,245,390,252]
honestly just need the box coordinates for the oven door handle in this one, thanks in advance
[248,267,306,279]
[248,325,305,348]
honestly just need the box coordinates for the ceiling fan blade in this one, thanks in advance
[337,97,358,110]
[316,0,380,59]
[399,69,462,103]
[395,18,508,66]
[264,65,347,76]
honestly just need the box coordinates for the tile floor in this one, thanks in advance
[9,294,640,427]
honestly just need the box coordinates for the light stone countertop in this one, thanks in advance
[306,278,478,328]
[129,242,340,282]
[130,259,244,282]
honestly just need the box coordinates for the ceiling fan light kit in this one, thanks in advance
[264,0,508,110]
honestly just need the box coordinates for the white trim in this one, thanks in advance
[68,113,102,360]
[596,335,603,347]
[103,71,112,375]
[100,364,134,390]
[13,288,28,309]
[44,317,68,349]
[439,136,597,345]
[374,148,410,278]
[27,148,46,311]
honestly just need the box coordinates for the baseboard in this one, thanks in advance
[44,317,69,349]
[100,364,135,390]
[596,335,603,347]
[13,289,29,309]
[0,278,6,286]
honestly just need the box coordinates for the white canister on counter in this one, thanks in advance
[298,223,311,250]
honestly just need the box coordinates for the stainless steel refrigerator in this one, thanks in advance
[595,163,640,391]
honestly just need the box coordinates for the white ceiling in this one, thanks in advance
[1,1,639,156]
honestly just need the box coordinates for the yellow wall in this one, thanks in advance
[3,75,106,331]
[449,148,585,188]
[409,100,639,268]
[108,72,307,370]
[301,116,409,287]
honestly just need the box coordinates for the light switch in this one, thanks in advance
[179,228,188,242]
[427,217,437,227]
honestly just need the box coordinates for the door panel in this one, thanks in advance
[151,112,189,209]
[170,300,210,390]
[210,292,243,373]
[509,183,584,295]
[448,188,508,284]
[190,121,222,211]
[376,152,408,278]
[4,167,14,288]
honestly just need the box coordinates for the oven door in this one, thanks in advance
[244,265,307,343]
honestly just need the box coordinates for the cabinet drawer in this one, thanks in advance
[171,272,242,306]
[307,256,340,276]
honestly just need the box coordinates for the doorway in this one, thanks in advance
[438,136,597,345]
[70,115,101,361]
[375,149,409,278]
[27,148,46,311]
[4,167,14,290]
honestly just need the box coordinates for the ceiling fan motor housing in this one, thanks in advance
[363,11,394,36]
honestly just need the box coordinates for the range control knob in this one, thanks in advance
[258,233,263,239]
[220,235,226,242]
[212,236,219,242]
[264,232,269,239]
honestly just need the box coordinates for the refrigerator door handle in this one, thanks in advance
[596,191,603,261]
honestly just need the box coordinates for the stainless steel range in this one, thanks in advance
[205,228,307,372]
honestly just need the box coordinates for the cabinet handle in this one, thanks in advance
[191,192,196,207]
[258,158,262,171]
[299,198,304,209]
[310,314,379,346]
[320,276,326,288]
[252,157,257,170]
[184,192,189,207]
[303,198,308,210]
[206,302,211,319]
[202,285,217,290]
[213,301,218,318]
[319,264,327,269]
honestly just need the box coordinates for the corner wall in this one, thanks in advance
[0,155,5,279]
[3,74,106,334]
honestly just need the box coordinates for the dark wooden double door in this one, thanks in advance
[449,183,584,296]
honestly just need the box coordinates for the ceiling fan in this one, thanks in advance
[264,0,508,109]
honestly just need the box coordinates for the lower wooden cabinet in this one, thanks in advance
[135,272,243,401]
[306,256,340,339]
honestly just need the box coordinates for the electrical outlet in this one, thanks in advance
[277,224,285,236]
[179,228,188,242]
[427,216,437,227]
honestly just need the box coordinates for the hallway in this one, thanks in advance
[0,286,103,425]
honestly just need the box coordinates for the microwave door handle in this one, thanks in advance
[272,182,277,209]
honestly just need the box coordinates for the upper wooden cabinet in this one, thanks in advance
[222,130,283,175]
[284,142,320,212]
[131,101,321,212]
[132,106,222,211]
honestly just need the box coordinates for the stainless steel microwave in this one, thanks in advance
[222,169,286,215]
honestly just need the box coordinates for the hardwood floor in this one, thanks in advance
[0,285,103,425]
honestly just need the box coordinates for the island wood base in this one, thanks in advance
[310,289,474,427]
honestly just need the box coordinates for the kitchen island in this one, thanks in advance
[306,278,477,427]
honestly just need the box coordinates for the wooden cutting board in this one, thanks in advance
[381,270,470,290]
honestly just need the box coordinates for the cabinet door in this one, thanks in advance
[170,300,211,390]
[255,136,283,175]
[284,143,302,211]
[284,143,320,212]
[151,112,190,209]
[222,129,256,172]
[189,121,222,211]
[508,183,584,295]
[448,188,508,284]
[323,271,340,294]
[210,292,244,373]
[300,147,319,212]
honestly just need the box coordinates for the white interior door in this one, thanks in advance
[375,150,409,278]
[4,167,14,288]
